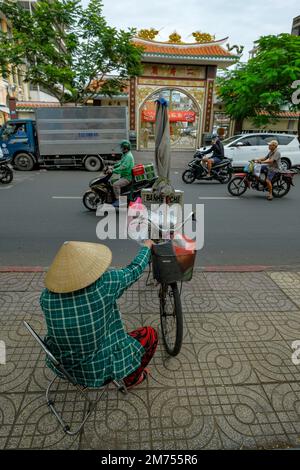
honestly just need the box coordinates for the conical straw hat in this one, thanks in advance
[45,241,112,293]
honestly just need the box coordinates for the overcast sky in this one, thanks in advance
[81,0,299,60]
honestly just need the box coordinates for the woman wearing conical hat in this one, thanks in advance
[40,240,158,389]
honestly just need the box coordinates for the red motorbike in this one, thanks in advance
[228,162,296,198]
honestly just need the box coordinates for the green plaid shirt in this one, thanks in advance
[40,247,151,388]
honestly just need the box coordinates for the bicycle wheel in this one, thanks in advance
[159,282,183,356]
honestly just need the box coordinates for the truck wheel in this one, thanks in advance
[84,156,103,172]
[13,153,35,171]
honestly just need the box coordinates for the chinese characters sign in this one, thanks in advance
[142,110,196,123]
[142,64,206,80]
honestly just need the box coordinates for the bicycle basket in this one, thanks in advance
[152,237,196,283]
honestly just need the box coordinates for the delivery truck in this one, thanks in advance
[0,106,128,171]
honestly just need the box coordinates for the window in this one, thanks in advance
[238,136,259,146]
[256,135,276,146]
[2,123,27,140]
[276,135,295,145]
[223,135,242,146]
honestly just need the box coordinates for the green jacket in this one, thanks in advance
[113,151,134,181]
[40,247,151,388]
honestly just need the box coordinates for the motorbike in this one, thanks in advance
[0,156,13,184]
[83,165,158,211]
[182,151,233,184]
[227,161,296,198]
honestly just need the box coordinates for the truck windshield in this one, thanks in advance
[1,123,27,140]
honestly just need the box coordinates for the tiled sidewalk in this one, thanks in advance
[0,270,300,450]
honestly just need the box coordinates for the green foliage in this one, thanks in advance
[217,34,300,128]
[0,0,143,104]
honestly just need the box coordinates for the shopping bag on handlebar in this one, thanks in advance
[127,197,148,243]
[253,163,262,177]
[152,235,196,283]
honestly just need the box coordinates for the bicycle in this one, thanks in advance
[142,210,196,356]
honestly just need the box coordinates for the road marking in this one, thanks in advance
[198,197,238,200]
[52,196,81,199]
[0,185,13,189]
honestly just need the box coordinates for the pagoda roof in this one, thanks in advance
[133,37,239,66]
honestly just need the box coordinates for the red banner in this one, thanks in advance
[142,110,196,123]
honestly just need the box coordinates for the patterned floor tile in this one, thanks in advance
[185,312,235,344]
[241,340,299,383]
[80,386,151,450]
[264,311,300,341]
[205,272,280,291]
[268,272,300,290]
[0,273,38,292]
[185,311,282,344]
[149,345,203,388]
[0,291,42,317]
[194,342,259,387]
[0,394,24,449]
[228,312,283,342]
[2,269,300,449]
[263,382,300,443]
[213,385,291,449]
[181,289,297,314]
[278,289,300,309]
[148,387,220,450]
[5,392,81,449]
[0,343,40,393]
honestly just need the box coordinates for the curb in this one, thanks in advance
[201,265,269,272]
[0,266,46,273]
[0,265,299,274]
[0,265,269,273]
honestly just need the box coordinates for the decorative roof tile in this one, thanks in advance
[133,37,238,59]
[16,102,59,109]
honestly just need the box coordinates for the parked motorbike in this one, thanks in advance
[228,162,296,198]
[182,151,233,184]
[0,156,13,184]
[83,165,158,211]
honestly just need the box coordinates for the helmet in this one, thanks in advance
[120,140,131,151]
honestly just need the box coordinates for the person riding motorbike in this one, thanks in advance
[201,133,225,177]
[111,140,134,208]
[254,140,281,201]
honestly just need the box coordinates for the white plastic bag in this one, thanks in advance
[253,163,262,177]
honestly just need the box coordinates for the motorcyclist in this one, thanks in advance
[255,140,281,201]
[111,140,134,208]
[201,133,225,178]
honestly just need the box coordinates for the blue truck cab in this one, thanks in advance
[0,119,38,170]
[0,107,128,171]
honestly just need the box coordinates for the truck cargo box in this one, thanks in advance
[35,106,128,156]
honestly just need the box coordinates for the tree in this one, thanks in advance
[0,0,143,104]
[217,34,300,139]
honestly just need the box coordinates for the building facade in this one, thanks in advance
[292,16,300,36]
[0,1,59,125]
[130,37,237,150]
[0,9,32,125]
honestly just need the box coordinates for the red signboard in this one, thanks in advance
[142,110,196,123]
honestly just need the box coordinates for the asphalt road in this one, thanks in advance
[0,164,300,268]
